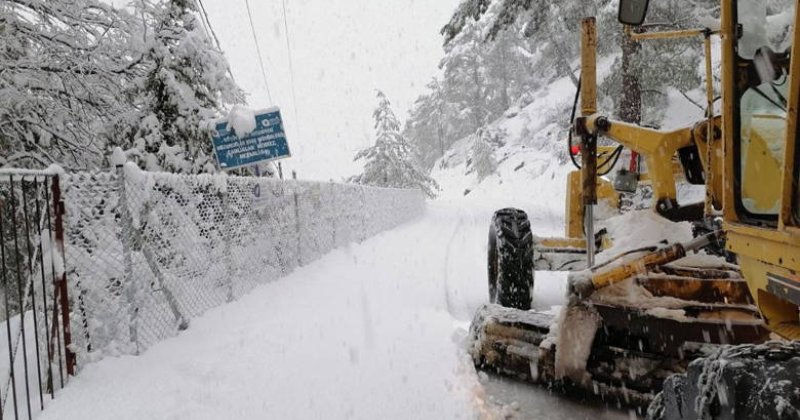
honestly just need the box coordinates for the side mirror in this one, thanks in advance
[618,0,650,26]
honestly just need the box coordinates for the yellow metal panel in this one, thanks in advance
[726,224,800,273]
[600,121,693,203]
[628,27,712,41]
[564,171,620,239]
[581,18,597,117]
[771,323,800,341]
[598,178,621,210]
[738,256,800,339]
[741,125,784,213]
[600,121,693,156]
[566,171,583,238]
[538,237,587,249]
[591,246,685,290]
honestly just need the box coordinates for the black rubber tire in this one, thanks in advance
[647,342,800,420]
[487,208,534,310]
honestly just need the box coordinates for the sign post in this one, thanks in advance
[211,107,291,171]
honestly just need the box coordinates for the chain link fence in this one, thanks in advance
[62,164,425,363]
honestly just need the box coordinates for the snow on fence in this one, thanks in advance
[62,163,425,364]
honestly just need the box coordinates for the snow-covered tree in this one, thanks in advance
[111,0,244,174]
[0,0,141,170]
[350,91,438,198]
[483,25,532,113]
[404,78,455,171]
[0,0,244,173]
[405,4,537,171]
[467,129,499,181]
[440,20,489,137]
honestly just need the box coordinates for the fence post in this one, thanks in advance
[51,176,76,375]
[221,183,235,303]
[293,186,302,267]
[116,164,139,355]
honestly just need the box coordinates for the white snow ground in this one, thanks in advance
[36,199,630,420]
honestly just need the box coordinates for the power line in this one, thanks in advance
[244,0,273,104]
[194,0,238,84]
[281,0,301,130]
[194,0,222,52]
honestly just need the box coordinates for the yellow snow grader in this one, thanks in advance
[473,0,800,418]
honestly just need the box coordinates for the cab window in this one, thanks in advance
[737,0,795,218]
[739,72,788,215]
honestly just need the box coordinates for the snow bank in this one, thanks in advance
[111,147,127,167]
[61,168,426,363]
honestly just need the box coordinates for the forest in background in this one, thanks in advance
[404,0,736,173]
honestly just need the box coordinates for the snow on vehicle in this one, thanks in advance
[469,1,800,418]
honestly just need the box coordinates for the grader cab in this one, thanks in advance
[472,0,800,418]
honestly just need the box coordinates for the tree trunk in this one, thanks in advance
[472,63,484,132]
[618,30,642,124]
[437,123,445,157]
[498,42,510,112]
[553,40,579,88]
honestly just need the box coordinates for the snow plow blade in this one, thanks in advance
[468,303,771,409]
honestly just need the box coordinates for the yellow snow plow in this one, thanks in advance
[472,1,800,418]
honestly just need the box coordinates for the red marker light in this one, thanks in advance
[570,145,581,155]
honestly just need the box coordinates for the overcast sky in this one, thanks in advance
[198,0,461,180]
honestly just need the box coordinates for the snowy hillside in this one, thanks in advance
[430,69,583,215]
[404,0,735,220]
[428,55,711,226]
[427,58,603,238]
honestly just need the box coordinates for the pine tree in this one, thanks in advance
[467,129,499,181]
[440,20,488,137]
[404,78,454,171]
[482,13,535,114]
[407,3,536,170]
[350,91,438,198]
[113,0,244,174]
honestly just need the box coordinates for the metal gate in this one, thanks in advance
[0,170,74,420]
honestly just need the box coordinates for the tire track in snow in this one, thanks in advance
[440,208,490,322]
[442,215,464,318]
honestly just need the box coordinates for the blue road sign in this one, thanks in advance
[212,108,291,170]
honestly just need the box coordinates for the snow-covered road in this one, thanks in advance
[39,201,628,420]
